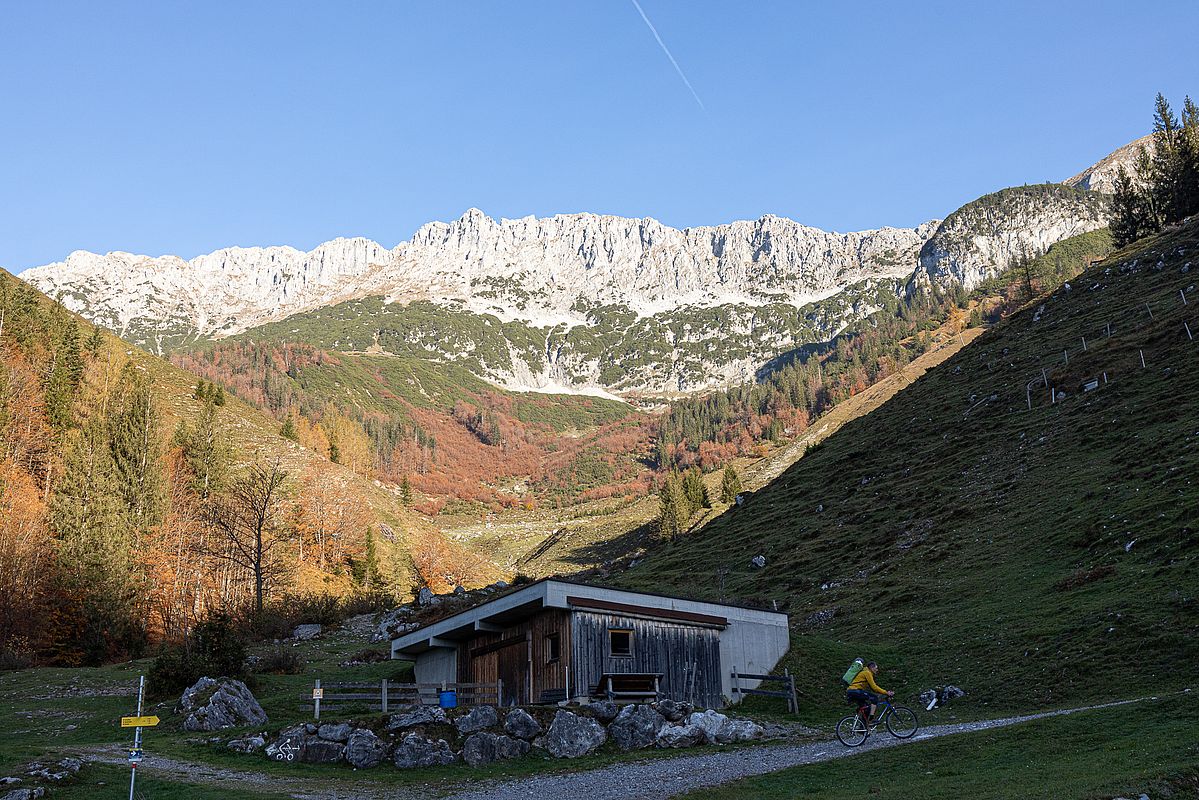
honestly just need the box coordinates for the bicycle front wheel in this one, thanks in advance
[885,705,919,739]
[836,715,869,747]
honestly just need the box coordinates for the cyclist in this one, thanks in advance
[845,661,893,724]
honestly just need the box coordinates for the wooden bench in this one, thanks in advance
[593,673,662,703]
[538,688,568,704]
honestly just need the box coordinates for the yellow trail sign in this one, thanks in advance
[121,715,160,728]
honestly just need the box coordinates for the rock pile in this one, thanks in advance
[245,700,765,772]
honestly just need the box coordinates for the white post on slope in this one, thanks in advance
[128,675,145,800]
[1185,322,1194,341]
[1082,336,1087,352]
[1182,289,1188,306]
[1140,350,1146,368]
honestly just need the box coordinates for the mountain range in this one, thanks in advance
[20,148,1125,395]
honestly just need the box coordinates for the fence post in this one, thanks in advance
[497,678,503,707]
[784,667,797,714]
[381,679,388,714]
[314,679,321,721]
[731,666,739,702]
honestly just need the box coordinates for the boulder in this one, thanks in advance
[2,789,45,800]
[750,555,766,568]
[503,708,542,741]
[544,710,607,758]
[393,733,457,769]
[345,729,389,769]
[586,700,619,723]
[301,738,345,764]
[608,704,666,751]
[688,710,736,744]
[417,587,440,607]
[265,724,307,762]
[180,677,268,732]
[317,722,354,742]
[656,722,705,748]
[227,735,266,753]
[724,718,765,742]
[653,699,692,722]
[386,705,447,730]
[462,732,530,767]
[454,705,498,734]
[291,624,322,640]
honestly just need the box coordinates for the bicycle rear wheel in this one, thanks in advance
[836,714,869,746]
[885,705,919,739]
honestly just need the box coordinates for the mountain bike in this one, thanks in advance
[836,695,919,746]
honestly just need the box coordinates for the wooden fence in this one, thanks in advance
[305,679,502,720]
[729,667,798,714]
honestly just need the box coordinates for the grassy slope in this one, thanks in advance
[684,696,1199,800]
[617,221,1199,712]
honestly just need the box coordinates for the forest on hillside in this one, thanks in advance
[0,276,497,670]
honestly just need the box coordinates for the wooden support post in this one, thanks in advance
[497,678,503,707]
[381,679,388,714]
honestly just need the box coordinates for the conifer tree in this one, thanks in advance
[279,417,298,442]
[657,474,689,540]
[720,463,743,504]
[107,365,165,534]
[682,467,710,511]
[173,402,231,500]
[401,474,413,506]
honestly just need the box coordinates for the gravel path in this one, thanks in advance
[82,697,1151,800]
[440,697,1148,800]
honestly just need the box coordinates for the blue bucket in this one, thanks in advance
[438,689,458,708]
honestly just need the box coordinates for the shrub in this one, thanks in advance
[253,644,305,675]
[148,612,247,696]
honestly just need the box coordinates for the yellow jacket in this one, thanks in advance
[848,667,888,695]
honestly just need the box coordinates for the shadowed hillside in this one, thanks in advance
[618,219,1199,710]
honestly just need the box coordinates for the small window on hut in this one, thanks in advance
[608,628,633,657]
[545,633,561,663]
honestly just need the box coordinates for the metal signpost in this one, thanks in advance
[121,676,159,800]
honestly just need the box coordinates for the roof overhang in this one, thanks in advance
[391,579,788,659]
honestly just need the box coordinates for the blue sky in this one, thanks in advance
[2,0,1196,272]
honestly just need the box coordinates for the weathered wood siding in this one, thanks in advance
[456,609,571,705]
[570,611,722,708]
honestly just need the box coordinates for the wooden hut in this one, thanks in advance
[390,579,790,708]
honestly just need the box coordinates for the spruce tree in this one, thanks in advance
[657,474,689,540]
[401,475,413,506]
[107,365,166,534]
[682,467,709,511]
[173,402,231,500]
[279,417,299,442]
[720,464,743,504]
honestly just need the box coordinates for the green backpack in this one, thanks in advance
[841,658,865,687]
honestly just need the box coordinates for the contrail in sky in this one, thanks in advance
[629,0,706,112]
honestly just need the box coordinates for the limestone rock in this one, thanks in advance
[503,708,542,741]
[393,733,457,769]
[345,729,389,769]
[291,624,322,640]
[462,732,530,767]
[586,700,619,723]
[653,699,692,722]
[265,724,307,762]
[656,722,705,748]
[386,705,447,730]
[454,705,498,734]
[608,704,666,751]
[300,738,345,764]
[544,710,607,758]
[180,677,267,732]
[317,722,353,742]
[688,710,737,744]
[2,788,46,800]
[227,735,266,753]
